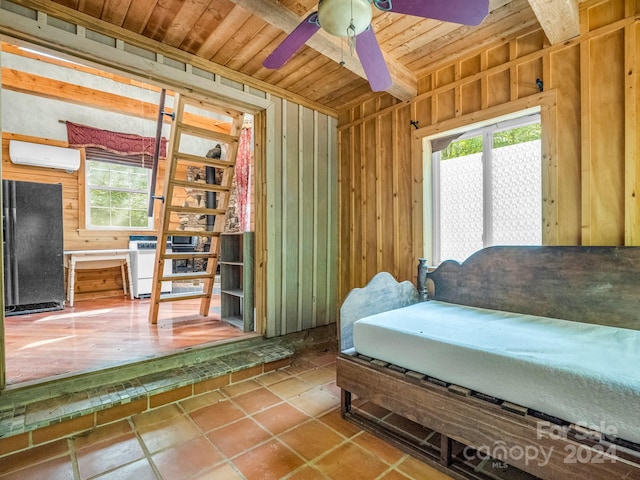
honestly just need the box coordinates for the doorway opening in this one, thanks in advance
[1,42,256,386]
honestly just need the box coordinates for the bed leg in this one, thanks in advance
[341,389,352,417]
[440,434,453,467]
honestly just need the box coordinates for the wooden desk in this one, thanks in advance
[64,249,133,307]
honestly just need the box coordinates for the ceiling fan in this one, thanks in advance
[263,0,490,92]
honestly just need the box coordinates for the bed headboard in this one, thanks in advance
[425,246,640,330]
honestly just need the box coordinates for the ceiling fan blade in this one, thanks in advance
[373,0,489,26]
[263,12,320,69]
[356,26,392,92]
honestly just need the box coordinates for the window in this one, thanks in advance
[432,115,541,264]
[86,159,152,229]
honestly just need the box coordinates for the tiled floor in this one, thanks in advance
[0,349,452,480]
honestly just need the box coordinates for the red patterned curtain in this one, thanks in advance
[65,122,167,166]
[234,127,252,231]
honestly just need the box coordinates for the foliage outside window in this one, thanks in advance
[434,118,542,264]
[86,160,151,229]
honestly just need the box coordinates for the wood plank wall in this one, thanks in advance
[263,99,339,337]
[337,0,640,302]
[1,132,168,301]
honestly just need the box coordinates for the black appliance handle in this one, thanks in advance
[2,180,12,306]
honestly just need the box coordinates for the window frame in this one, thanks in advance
[84,157,154,231]
[428,111,543,265]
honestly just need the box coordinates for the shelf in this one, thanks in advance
[220,232,254,333]
[222,315,244,329]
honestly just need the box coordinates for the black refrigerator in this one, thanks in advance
[3,180,65,315]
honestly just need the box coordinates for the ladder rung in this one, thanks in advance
[181,96,245,120]
[169,179,231,193]
[160,272,216,282]
[162,252,217,260]
[165,230,221,237]
[167,205,227,216]
[174,151,235,169]
[158,291,209,302]
[177,122,238,144]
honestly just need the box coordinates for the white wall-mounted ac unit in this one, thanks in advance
[9,140,81,172]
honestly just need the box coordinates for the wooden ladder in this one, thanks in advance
[148,93,244,324]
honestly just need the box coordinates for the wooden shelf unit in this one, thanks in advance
[219,232,254,332]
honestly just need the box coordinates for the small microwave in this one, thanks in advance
[170,235,198,247]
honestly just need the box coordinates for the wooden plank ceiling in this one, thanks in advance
[43,0,578,112]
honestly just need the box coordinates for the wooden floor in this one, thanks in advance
[4,295,248,386]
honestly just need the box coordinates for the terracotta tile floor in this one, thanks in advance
[0,350,453,480]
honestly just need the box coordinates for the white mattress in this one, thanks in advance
[353,300,640,444]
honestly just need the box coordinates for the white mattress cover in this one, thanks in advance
[352,300,640,444]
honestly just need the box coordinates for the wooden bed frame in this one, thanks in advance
[336,246,640,480]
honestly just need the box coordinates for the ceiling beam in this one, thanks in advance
[229,0,417,100]
[527,0,579,44]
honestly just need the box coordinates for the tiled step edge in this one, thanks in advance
[0,343,293,458]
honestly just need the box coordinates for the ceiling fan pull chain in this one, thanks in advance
[373,0,392,11]
[347,0,357,55]
[347,24,356,55]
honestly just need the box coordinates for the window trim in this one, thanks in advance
[431,113,542,264]
[417,94,556,266]
[83,157,154,231]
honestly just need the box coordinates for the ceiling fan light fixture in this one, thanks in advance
[318,0,372,37]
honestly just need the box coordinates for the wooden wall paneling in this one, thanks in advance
[337,122,352,303]
[487,69,511,107]
[587,30,626,245]
[540,95,559,245]
[399,105,418,283]
[436,90,456,123]
[314,112,328,324]
[2,134,127,297]
[516,29,546,58]
[550,45,582,244]
[283,100,300,335]
[517,58,544,99]
[363,118,377,282]
[379,111,394,273]
[254,107,267,335]
[461,55,481,78]
[327,116,339,324]
[348,122,360,292]
[436,66,456,123]
[586,0,626,32]
[580,8,593,244]
[413,98,431,129]
[509,40,519,101]
[480,52,489,119]
[266,98,283,337]
[298,106,315,331]
[461,80,482,116]
[262,98,338,335]
[625,22,640,245]
[487,44,510,69]
[417,73,432,96]
[454,63,462,118]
